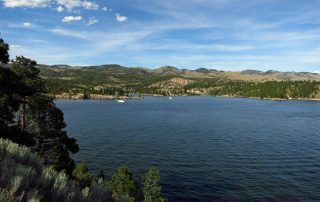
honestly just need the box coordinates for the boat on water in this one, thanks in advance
[168,97,173,100]
[117,99,125,103]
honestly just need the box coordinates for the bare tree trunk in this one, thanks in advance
[20,103,26,131]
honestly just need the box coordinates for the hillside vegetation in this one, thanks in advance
[0,139,166,202]
[39,64,320,99]
[0,139,111,201]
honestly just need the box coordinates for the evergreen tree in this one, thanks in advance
[142,167,166,202]
[0,38,79,175]
[107,165,137,202]
[0,38,16,131]
[10,56,79,174]
[0,65,30,138]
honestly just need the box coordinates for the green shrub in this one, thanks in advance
[72,161,97,187]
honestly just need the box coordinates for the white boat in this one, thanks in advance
[117,99,125,103]
[168,97,173,100]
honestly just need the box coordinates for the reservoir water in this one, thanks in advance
[55,96,320,201]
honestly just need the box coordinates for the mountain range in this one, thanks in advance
[38,64,320,82]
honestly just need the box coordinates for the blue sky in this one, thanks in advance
[0,0,320,72]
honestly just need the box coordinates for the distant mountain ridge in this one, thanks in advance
[38,64,320,81]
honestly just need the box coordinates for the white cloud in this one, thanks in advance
[87,17,98,26]
[56,0,99,10]
[102,6,107,11]
[3,0,49,8]
[115,13,127,22]
[56,5,64,12]
[314,71,320,74]
[62,16,82,22]
[56,0,81,9]
[213,45,255,51]
[82,1,99,10]
[23,22,32,28]
[2,0,99,10]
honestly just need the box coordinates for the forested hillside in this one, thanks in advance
[39,64,320,100]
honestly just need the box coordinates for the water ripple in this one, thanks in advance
[56,97,320,201]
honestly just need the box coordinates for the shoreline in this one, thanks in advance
[52,93,142,100]
[52,93,320,102]
[227,96,320,102]
[212,95,320,102]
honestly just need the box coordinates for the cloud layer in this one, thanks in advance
[2,0,320,71]
[57,0,99,10]
[3,0,99,10]
[3,0,49,8]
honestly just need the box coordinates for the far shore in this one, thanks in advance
[52,93,320,102]
[52,93,142,100]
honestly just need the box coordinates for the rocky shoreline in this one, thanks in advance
[218,95,320,101]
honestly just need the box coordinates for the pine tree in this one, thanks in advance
[107,165,137,202]
[142,167,166,202]
[0,38,9,64]
[10,56,79,174]
[0,38,79,175]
